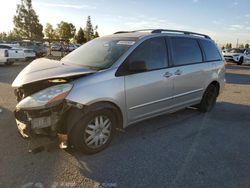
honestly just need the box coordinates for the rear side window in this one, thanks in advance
[200,40,221,61]
[0,45,11,49]
[127,37,168,71]
[171,37,202,66]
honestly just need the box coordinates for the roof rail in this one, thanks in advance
[151,29,211,39]
[114,29,211,39]
[113,31,132,34]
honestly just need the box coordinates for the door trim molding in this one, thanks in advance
[129,88,203,110]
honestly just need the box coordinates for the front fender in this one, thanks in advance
[66,69,127,128]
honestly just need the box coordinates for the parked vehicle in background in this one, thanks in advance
[221,48,231,55]
[18,41,47,57]
[22,49,36,61]
[12,29,225,154]
[51,43,80,52]
[244,48,250,63]
[51,43,62,51]
[67,43,79,52]
[223,48,247,65]
[0,44,24,65]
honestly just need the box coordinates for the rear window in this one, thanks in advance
[200,40,221,61]
[171,37,202,66]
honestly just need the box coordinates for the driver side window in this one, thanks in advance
[127,37,168,71]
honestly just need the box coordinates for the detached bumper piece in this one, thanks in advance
[14,104,69,153]
[14,107,61,138]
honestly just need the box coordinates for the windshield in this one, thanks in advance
[61,37,136,69]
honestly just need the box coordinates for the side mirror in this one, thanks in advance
[128,60,147,73]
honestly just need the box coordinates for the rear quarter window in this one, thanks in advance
[171,37,202,66]
[200,39,221,62]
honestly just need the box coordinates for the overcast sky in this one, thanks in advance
[1,0,250,45]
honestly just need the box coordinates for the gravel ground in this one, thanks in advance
[0,61,250,188]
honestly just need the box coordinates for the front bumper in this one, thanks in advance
[14,104,67,139]
[224,55,240,62]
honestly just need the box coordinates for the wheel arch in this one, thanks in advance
[64,100,124,136]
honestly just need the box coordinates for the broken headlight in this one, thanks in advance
[16,83,73,110]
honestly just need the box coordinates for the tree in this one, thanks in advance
[84,16,94,41]
[44,23,56,41]
[94,25,99,38]
[0,32,7,41]
[0,31,21,42]
[75,27,86,44]
[56,21,76,40]
[13,0,43,40]
[239,44,244,48]
[245,43,249,48]
[7,31,22,41]
[225,43,232,49]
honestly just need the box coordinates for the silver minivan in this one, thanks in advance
[12,29,225,154]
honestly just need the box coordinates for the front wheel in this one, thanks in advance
[198,84,218,113]
[237,57,243,65]
[69,109,115,154]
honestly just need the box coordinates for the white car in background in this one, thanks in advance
[0,44,24,65]
[223,48,249,65]
[22,48,36,61]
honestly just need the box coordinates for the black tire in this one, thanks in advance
[198,84,218,113]
[69,109,115,154]
[5,60,14,66]
[237,57,243,65]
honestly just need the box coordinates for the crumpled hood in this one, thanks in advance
[12,58,96,87]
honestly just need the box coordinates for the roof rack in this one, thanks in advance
[114,29,211,39]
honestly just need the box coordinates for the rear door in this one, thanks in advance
[123,37,174,123]
[169,37,207,107]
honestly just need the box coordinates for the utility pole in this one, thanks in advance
[236,38,239,48]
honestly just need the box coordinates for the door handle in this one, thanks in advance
[163,72,173,78]
[174,69,182,75]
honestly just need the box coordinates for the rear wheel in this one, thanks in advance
[198,84,218,113]
[69,109,115,154]
[237,57,243,65]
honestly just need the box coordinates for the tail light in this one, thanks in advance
[4,50,9,57]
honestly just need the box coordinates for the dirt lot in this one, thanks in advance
[0,61,250,188]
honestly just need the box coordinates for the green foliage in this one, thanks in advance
[56,21,76,40]
[225,43,232,49]
[239,44,244,48]
[84,16,94,42]
[0,31,22,41]
[245,43,249,48]
[94,25,99,38]
[75,27,86,44]
[44,23,56,40]
[0,32,7,41]
[83,16,99,42]
[13,0,43,40]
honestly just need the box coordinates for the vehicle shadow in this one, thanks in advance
[69,102,250,187]
[226,72,250,85]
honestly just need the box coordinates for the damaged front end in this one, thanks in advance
[13,81,74,152]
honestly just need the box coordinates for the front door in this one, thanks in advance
[124,37,174,123]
